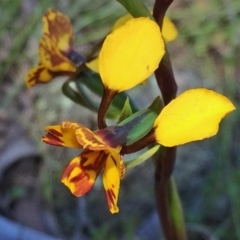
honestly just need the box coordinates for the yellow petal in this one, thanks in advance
[162,16,178,43]
[42,121,81,148]
[61,150,105,196]
[86,16,176,76]
[107,148,125,179]
[112,14,177,43]
[154,88,235,147]
[103,153,121,213]
[25,64,57,87]
[39,35,76,72]
[85,57,99,73]
[42,9,73,52]
[99,17,165,92]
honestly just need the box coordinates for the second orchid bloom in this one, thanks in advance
[43,122,126,213]
[25,9,84,87]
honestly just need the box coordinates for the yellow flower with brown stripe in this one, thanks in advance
[25,9,84,87]
[43,121,125,213]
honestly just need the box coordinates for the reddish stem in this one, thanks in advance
[153,1,187,240]
[155,147,178,240]
[153,0,177,106]
[98,88,117,129]
[121,129,156,154]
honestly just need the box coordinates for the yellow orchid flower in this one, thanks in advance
[42,121,125,213]
[153,88,236,147]
[25,9,84,87]
[98,17,165,92]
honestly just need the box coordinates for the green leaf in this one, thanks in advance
[118,109,149,126]
[118,96,160,144]
[148,96,163,114]
[125,145,160,169]
[127,110,157,144]
[117,0,153,20]
[117,107,158,144]
[118,97,133,123]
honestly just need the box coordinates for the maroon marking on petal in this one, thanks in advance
[43,138,63,146]
[80,150,106,171]
[27,66,44,85]
[48,128,63,137]
[110,155,117,166]
[106,189,116,205]
[44,9,73,48]
[70,171,87,183]
[92,152,107,169]
[76,127,108,150]
[42,131,64,146]
[27,65,53,86]
[63,165,95,197]
[42,136,64,146]
[40,35,73,68]
[62,161,79,179]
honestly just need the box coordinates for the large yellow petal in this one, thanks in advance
[86,16,176,74]
[103,153,121,213]
[154,88,235,147]
[98,17,165,92]
[61,150,106,197]
[42,121,82,148]
[42,9,73,52]
[112,14,177,43]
